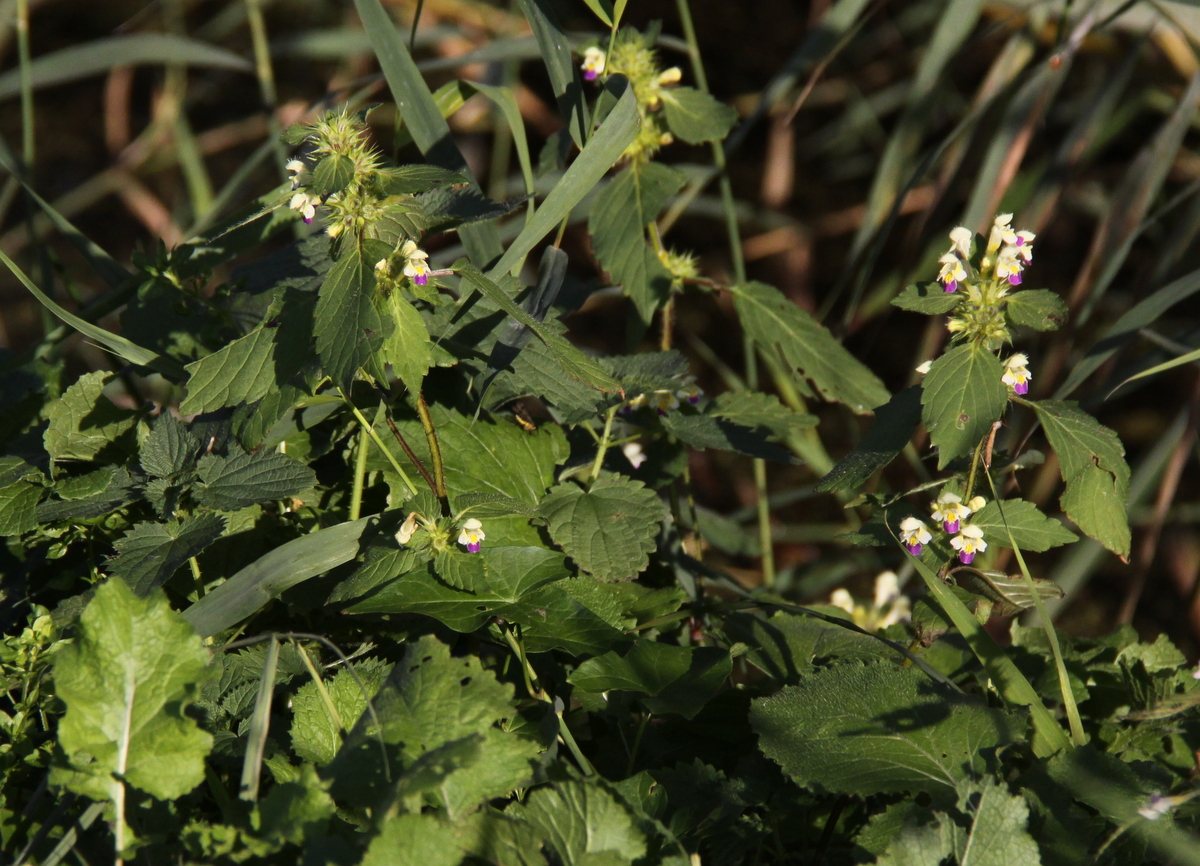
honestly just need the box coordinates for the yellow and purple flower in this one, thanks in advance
[931,491,972,534]
[289,191,321,224]
[899,517,932,556]
[457,518,485,553]
[581,46,606,81]
[676,384,702,405]
[937,252,968,293]
[400,239,431,286]
[1002,353,1032,396]
[950,524,987,565]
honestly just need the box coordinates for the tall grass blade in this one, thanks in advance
[515,0,590,148]
[238,635,279,802]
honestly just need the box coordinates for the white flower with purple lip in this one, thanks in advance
[1002,353,1032,396]
[676,384,702,405]
[289,191,321,223]
[457,518,485,553]
[995,246,1024,286]
[950,524,986,564]
[286,159,307,190]
[649,390,679,414]
[948,226,973,259]
[400,239,431,286]
[899,517,932,556]
[581,47,606,81]
[987,213,1017,255]
[937,252,967,293]
[930,491,972,534]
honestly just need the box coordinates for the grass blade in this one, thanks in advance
[238,635,279,802]
[515,0,590,148]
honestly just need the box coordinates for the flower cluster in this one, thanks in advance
[621,385,703,416]
[394,509,487,554]
[829,571,912,632]
[286,160,321,223]
[900,491,989,564]
[579,32,681,161]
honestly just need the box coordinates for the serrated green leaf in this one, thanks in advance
[37,467,139,523]
[588,162,685,322]
[1006,289,1068,332]
[419,186,523,235]
[53,465,112,499]
[820,385,923,491]
[569,640,731,719]
[732,281,890,414]
[607,350,691,394]
[180,326,277,415]
[724,611,885,684]
[311,153,355,195]
[195,448,316,511]
[876,814,957,866]
[51,580,214,803]
[108,514,227,596]
[452,492,538,519]
[1030,400,1131,558]
[892,282,962,315]
[44,371,138,462]
[380,291,431,394]
[0,480,43,536]
[958,780,1043,866]
[518,780,648,866]
[314,244,387,387]
[140,414,199,479]
[362,813,460,866]
[434,548,488,591]
[921,344,1008,468]
[539,476,662,581]
[660,86,738,144]
[375,164,468,195]
[750,662,1015,807]
[252,763,336,849]
[970,498,1077,552]
[290,659,392,765]
[711,391,817,439]
[660,413,795,462]
[438,727,539,819]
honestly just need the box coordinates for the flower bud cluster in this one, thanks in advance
[578,31,683,162]
[900,491,989,564]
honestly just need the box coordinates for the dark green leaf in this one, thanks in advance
[660,86,738,144]
[419,186,525,235]
[44,371,137,462]
[514,0,589,147]
[375,164,468,195]
[820,386,923,491]
[921,344,1008,469]
[180,326,278,415]
[711,391,817,439]
[313,244,387,388]
[140,413,200,480]
[970,498,1077,551]
[660,413,795,462]
[0,479,43,536]
[195,448,316,511]
[569,640,731,719]
[311,153,356,195]
[539,476,663,581]
[1006,289,1068,331]
[108,513,227,596]
[892,282,962,315]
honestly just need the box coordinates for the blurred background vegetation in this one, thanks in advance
[2,0,1199,655]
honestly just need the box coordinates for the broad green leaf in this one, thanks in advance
[660,413,795,462]
[518,780,648,866]
[751,662,1014,806]
[420,186,524,235]
[0,249,186,379]
[660,86,738,144]
[820,385,923,491]
[362,813,460,866]
[180,326,277,415]
[724,611,885,684]
[711,391,817,439]
[588,162,685,322]
[1006,289,1068,332]
[381,291,431,394]
[0,34,251,100]
[569,640,731,719]
[252,764,336,849]
[195,448,316,511]
[514,0,590,148]
[921,343,1008,468]
[876,814,958,866]
[1031,400,1131,558]
[539,476,663,581]
[438,727,539,819]
[958,780,1043,866]
[456,262,620,393]
[732,281,890,414]
[0,480,43,536]
[184,517,374,637]
[452,492,537,519]
[433,548,488,591]
[375,164,468,195]
[51,580,214,802]
[44,371,137,462]
[290,659,392,765]
[892,282,962,315]
[314,244,387,387]
[37,467,139,523]
[311,153,356,195]
[140,414,199,480]
[969,498,1077,552]
[489,78,638,278]
[108,514,227,596]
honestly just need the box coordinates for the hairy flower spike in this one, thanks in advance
[1002,353,1032,396]
[899,517,932,556]
[950,524,987,564]
[581,46,606,81]
[931,491,972,535]
[457,518,485,553]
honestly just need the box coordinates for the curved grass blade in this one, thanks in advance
[465,81,535,209]
[352,0,502,267]
[238,635,279,802]
[1110,343,1200,395]
[183,517,374,638]
[0,34,252,101]
[515,0,590,148]
[0,249,185,379]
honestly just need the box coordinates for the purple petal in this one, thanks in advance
[1008,273,1022,286]
[687,394,700,404]
[584,69,598,81]
[1014,381,1028,395]
[467,542,481,553]
[415,274,428,286]
[303,216,313,225]
[944,519,959,535]
[905,543,923,556]
[943,279,957,293]
[958,550,975,565]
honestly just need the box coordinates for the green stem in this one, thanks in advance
[16,0,33,169]
[589,405,619,484]
[965,435,987,501]
[189,556,205,599]
[349,425,369,520]
[414,393,448,512]
[625,712,650,777]
[343,395,420,497]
